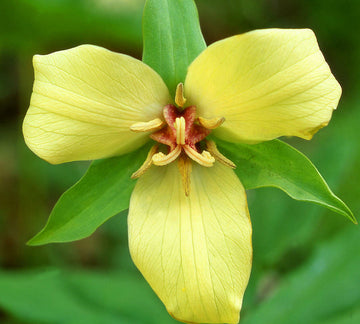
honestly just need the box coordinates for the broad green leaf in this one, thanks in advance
[0,269,176,324]
[142,0,206,97]
[218,139,356,223]
[242,225,360,324]
[247,130,357,268]
[28,147,149,246]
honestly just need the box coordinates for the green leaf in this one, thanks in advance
[246,132,356,268]
[28,147,149,246]
[242,225,360,324]
[0,269,176,324]
[142,0,206,97]
[218,139,356,223]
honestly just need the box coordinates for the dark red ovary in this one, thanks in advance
[151,104,211,152]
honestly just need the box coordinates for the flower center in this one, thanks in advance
[130,83,235,195]
[150,104,215,167]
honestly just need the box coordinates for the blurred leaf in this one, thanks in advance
[66,271,177,324]
[0,270,127,324]
[0,269,176,324]
[0,0,143,52]
[318,307,360,324]
[249,189,320,266]
[218,139,356,223]
[242,225,360,324]
[28,146,149,246]
[142,0,206,96]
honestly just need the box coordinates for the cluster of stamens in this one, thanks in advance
[130,83,235,196]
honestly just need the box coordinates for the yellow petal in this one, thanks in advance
[23,45,171,164]
[185,29,341,143]
[128,162,252,324]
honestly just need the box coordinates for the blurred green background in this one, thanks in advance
[0,0,359,323]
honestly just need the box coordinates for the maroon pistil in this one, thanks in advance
[150,104,210,152]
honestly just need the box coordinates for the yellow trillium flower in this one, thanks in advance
[23,29,341,324]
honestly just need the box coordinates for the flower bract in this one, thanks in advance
[23,28,341,324]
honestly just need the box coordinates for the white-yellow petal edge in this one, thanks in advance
[23,45,171,164]
[128,162,252,324]
[185,29,342,143]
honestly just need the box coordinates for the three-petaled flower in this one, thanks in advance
[23,28,341,324]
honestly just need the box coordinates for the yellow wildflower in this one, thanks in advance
[23,29,341,323]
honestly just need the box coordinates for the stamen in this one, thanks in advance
[153,145,182,166]
[175,83,187,108]
[174,117,186,145]
[130,118,164,132]
[183,145,215,167]
[131,145,158,179]
[131,105,227,172]
[198,116,225,129]
[206,140,236,169]
[178,155,192,196]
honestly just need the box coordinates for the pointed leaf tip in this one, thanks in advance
[218,139,356,223]
[27,147,150,245]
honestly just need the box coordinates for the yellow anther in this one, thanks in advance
[183,145,215,167]
[152,145,182,166]
[174,117,186,145]
[130,118,164,132]
[175,82,187,108]
[206,140,236,169]
[178,155,192,197]
[198,116,225,129]
[131,145,158,179]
